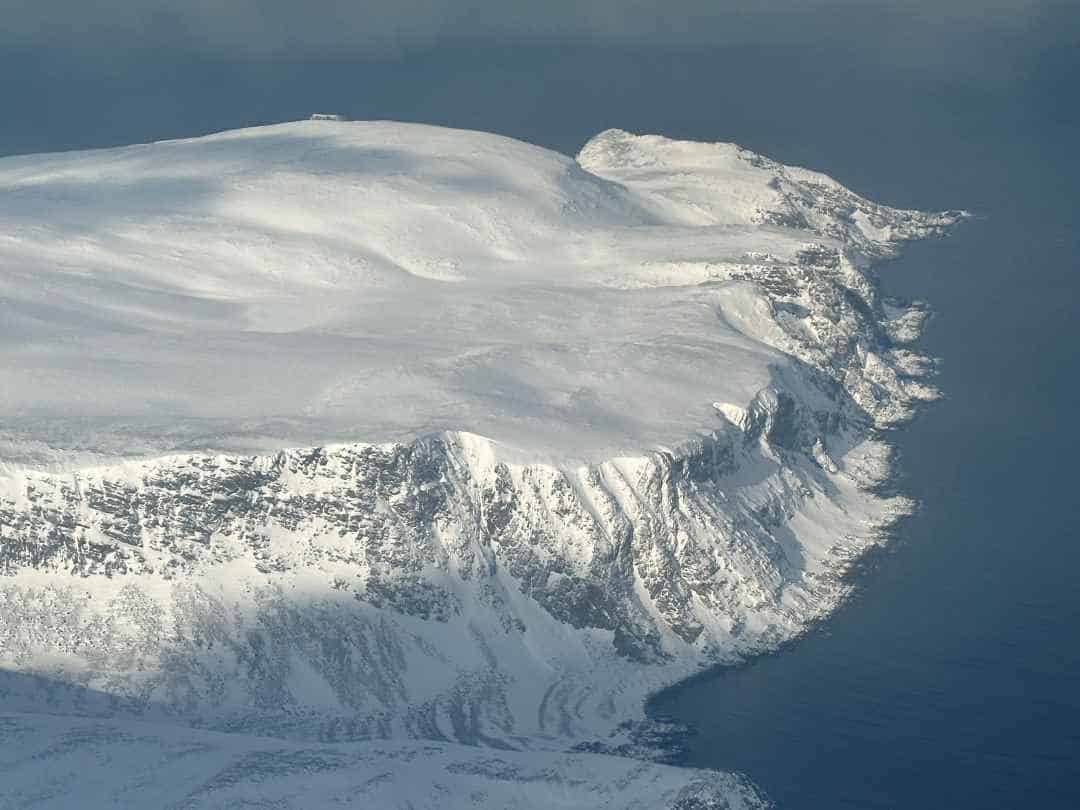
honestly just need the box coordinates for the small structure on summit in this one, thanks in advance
[310,113,347,121]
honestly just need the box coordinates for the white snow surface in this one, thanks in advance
[0,119,951,468]
[0,121,965,808]
[0,712,768,810]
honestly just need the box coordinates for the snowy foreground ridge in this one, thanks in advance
[0,121,963,808]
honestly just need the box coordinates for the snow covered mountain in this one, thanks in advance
[0,120,963,807]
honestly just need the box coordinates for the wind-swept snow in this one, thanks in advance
[0,120,959,467]
[0,712,769,810]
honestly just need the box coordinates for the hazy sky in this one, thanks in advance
[1,0,1076,169]
[3,1,1069,57]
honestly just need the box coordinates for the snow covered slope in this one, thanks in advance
[0,712,769,810]
[0,121,963,807]
[0,120,959,466]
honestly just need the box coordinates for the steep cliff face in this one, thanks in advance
[0,121,962,805]
[0,426,897,744]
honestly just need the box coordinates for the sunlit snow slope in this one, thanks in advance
[0,121,963,808]
[0,120,956,466]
